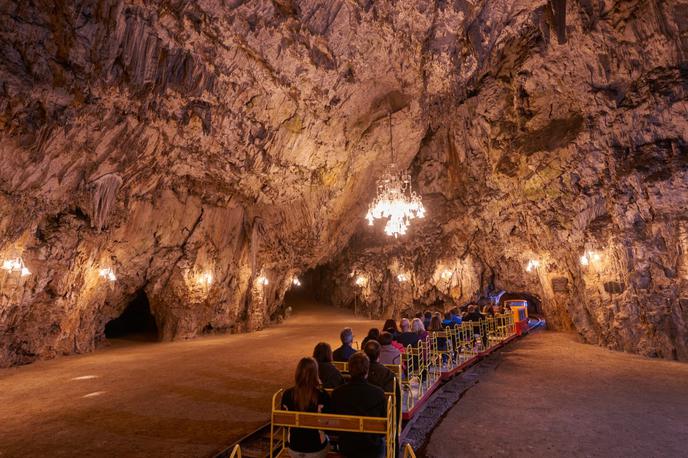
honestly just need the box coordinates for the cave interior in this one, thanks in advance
[0,0,686,369]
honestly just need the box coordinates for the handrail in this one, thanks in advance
[271,392,395,458]
[228,444,241,458]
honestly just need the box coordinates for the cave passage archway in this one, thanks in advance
[283,265,335,311]
[104,291,158,341]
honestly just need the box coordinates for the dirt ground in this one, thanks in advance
[0,300,380,458]
[424,331,688,458]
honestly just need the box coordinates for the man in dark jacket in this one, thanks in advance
[330,352,387,458]
[363,340,396,394]
[364,340,401,435]
[332,327,356,362]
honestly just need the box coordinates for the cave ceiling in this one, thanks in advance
[0,0,687,366]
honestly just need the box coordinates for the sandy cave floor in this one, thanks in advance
[424,331,688,458]
[2,306,688,458]
[0,300,380,458]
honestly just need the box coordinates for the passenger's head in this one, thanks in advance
[444,312,452,321]
[400,318,410,332]
[312,342,333,363]
[411,317,425,334]
[340,327,353,345]
[383,319,399,333]
[348,351,370,380]
[379,331,393,346]
[294,357,321,410]
[430,315,442,331]
[450,307,459,316]
[424,311,432,320]
[366,328,380,341]
[363,340,381,363]
[414,311,423,319]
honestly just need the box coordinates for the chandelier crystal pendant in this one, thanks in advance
[365,112,425,238]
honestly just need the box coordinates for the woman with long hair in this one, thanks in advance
[382,319,399,338]
[361,327,380,347]
[281,357,330,457]
[411,317,429,341]
[312,342,344,388]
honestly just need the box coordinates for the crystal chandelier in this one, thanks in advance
[365,113,425,237]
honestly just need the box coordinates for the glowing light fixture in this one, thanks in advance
[441,269,452,280]
[98,267,117,282]
[580,250,602,267]
[198,271,213,286]
[257,276,269,286]
[355,275,367,287]
[292,277,301,287]
[365,112,425,238]
[2,258,31,277]
[397,273,408,282]
[525,259,540,272]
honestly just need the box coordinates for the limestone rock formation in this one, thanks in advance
[0,0,686,365]
[321,0,688,360]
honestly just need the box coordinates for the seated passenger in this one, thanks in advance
[395,318,420,348]
[449,307,463,325]
[422,311,433,330]
[281,357,331,458]
[332,327,356,362]
[428,316,448,350]
[382,319,399,339]
[378,332,402,365]
[330,352,387,458]
[361,328,380,347]
[441,311,454,328]
[411,317,428,341]
[463,305,482,322]
[482,304,495,316]
[363,340,396,394]
[313,342,344,388]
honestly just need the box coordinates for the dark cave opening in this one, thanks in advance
[283,265,334,310]
[104,291,158,341]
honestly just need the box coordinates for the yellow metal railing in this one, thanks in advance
[270,390,396,458]
[403,442,418,458]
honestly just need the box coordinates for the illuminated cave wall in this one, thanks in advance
[0,0,687,365]
[318,0,688,360]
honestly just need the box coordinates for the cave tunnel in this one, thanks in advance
[104,290,158,341]
[283,265,336,312]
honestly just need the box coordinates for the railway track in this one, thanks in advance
[213,422,274,458]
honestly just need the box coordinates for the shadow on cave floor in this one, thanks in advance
[104,291,159,346]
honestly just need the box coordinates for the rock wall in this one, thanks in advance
[0,0,686,365]
[319,0,688,360]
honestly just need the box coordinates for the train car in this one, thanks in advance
[504,299,529,335]
[217,312,536,458]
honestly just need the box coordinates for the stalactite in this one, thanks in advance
[90,174,122,232]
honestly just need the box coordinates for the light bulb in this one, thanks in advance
[98,268,117,282]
